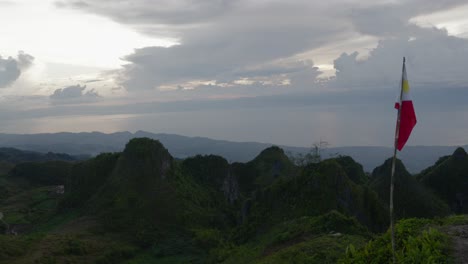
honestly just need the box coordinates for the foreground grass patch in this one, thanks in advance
[340,218,454,264]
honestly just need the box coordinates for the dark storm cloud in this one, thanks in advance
[0,51,34,88]
[49,84,100,104]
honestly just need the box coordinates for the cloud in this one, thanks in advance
[55,0,236,26]
[0,1,14,6]
[94,1,348,92]
[347,0,467,37]
[1,81,467,147]
[326,1,468,89]
[57,0,468,96]
[49,84,100,104]
[0,51,34,88]
[57,0,351,91]
[331,26,468,89]
[0,0,463,147]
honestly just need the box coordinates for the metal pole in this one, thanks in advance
[390,57,405,263]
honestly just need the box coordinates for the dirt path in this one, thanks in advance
[446,225,468,264]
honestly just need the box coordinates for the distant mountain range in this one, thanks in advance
[0,131,464,173]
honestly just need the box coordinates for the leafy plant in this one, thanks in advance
[340,218,451,264]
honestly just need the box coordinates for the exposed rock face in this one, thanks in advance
[222,170,239,204]
[181,154,240,203]
[240,199,252,224]
[160,159,171,180]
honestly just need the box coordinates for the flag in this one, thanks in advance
[394,60,417,151]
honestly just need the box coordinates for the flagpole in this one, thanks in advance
[390,57,405,263]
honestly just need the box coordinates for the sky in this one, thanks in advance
[1,0,468,147]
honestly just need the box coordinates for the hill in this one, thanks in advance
[370,158,450,219]
[418,147,468,213]
[0,138,465,263]
[0,147,76,164]
[0,131,465,173]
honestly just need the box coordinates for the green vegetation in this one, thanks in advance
[233,146,297,195]
[341,218,453,264]
[418,147,468,213]
[0,234,41,261]
[370,158,450,219]
[239,159,387,238]
[333,156,368,185]
[182,154,230,188]
[9,161,72,185]
[0,138,466,263]
[216,211,371,264]
[61,152,119,208]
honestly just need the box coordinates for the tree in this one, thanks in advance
[288,140,329,166]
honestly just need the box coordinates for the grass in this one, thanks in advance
[340,217,456,264]
[0,186,61,227]
[441,214,468,226]
[216,211,371,264]
[0,233,42,263]
[258,235,368,264]
[1,232,139,264]
[33,210,81,233]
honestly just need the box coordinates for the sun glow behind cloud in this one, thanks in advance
[2,0,468,147]
[0,0,175,68]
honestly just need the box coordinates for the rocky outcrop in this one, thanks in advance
[222,170,239,204]
[182,154,240,203]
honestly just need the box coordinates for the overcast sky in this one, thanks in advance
[1,0,468,147]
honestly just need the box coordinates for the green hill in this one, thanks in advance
[1,138,465,263]
[59,138,235,262]
[233,146,297,195]
[61,152,120,208]
[370,158,450,219]
[418,147,468,213]
[240,158,387,238]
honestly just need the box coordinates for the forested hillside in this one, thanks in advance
[0,138,466,263]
